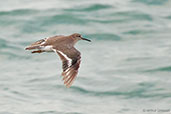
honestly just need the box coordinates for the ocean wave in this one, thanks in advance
[123,29,154,35]
[0,9,39,16]
[113,11,153,21]
[64,4,113,12]
[0,38,30,59]
[132,0,169,5]
[86,33,121,41]
[71,85,171,99]
[143,66,171,72]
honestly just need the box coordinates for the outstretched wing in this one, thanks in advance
[53,47,81,88]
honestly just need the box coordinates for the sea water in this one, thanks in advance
[0,0,171,114]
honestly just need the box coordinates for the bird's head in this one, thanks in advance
[70,33,91,42]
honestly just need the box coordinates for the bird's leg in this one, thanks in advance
[31,50,44,53]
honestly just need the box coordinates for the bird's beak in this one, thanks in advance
[81,37,91,42]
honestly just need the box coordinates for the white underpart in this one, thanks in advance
[41,45,53,52]
[41,41,45,45]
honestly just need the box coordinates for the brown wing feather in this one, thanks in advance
[54,47,81,88]
[62,57,81,88]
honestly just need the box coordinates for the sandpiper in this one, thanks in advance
[25,33,91,88]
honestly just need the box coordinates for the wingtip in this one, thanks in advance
[66,85,71,88]
[61,70,77,88]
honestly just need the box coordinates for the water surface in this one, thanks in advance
[0,0,171,114]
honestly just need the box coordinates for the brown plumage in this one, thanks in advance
[25,33,91,88]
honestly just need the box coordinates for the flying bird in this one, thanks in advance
[25,33,91,88]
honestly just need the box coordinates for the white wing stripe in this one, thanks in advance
[57,50,72,67]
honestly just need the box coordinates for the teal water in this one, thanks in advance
[0,0,171,114]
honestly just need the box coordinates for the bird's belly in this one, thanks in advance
[41,45,53,52]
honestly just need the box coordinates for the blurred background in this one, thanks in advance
[0,0,171,114]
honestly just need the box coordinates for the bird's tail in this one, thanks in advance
[25,39,45,50]
[25,45,41,50]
